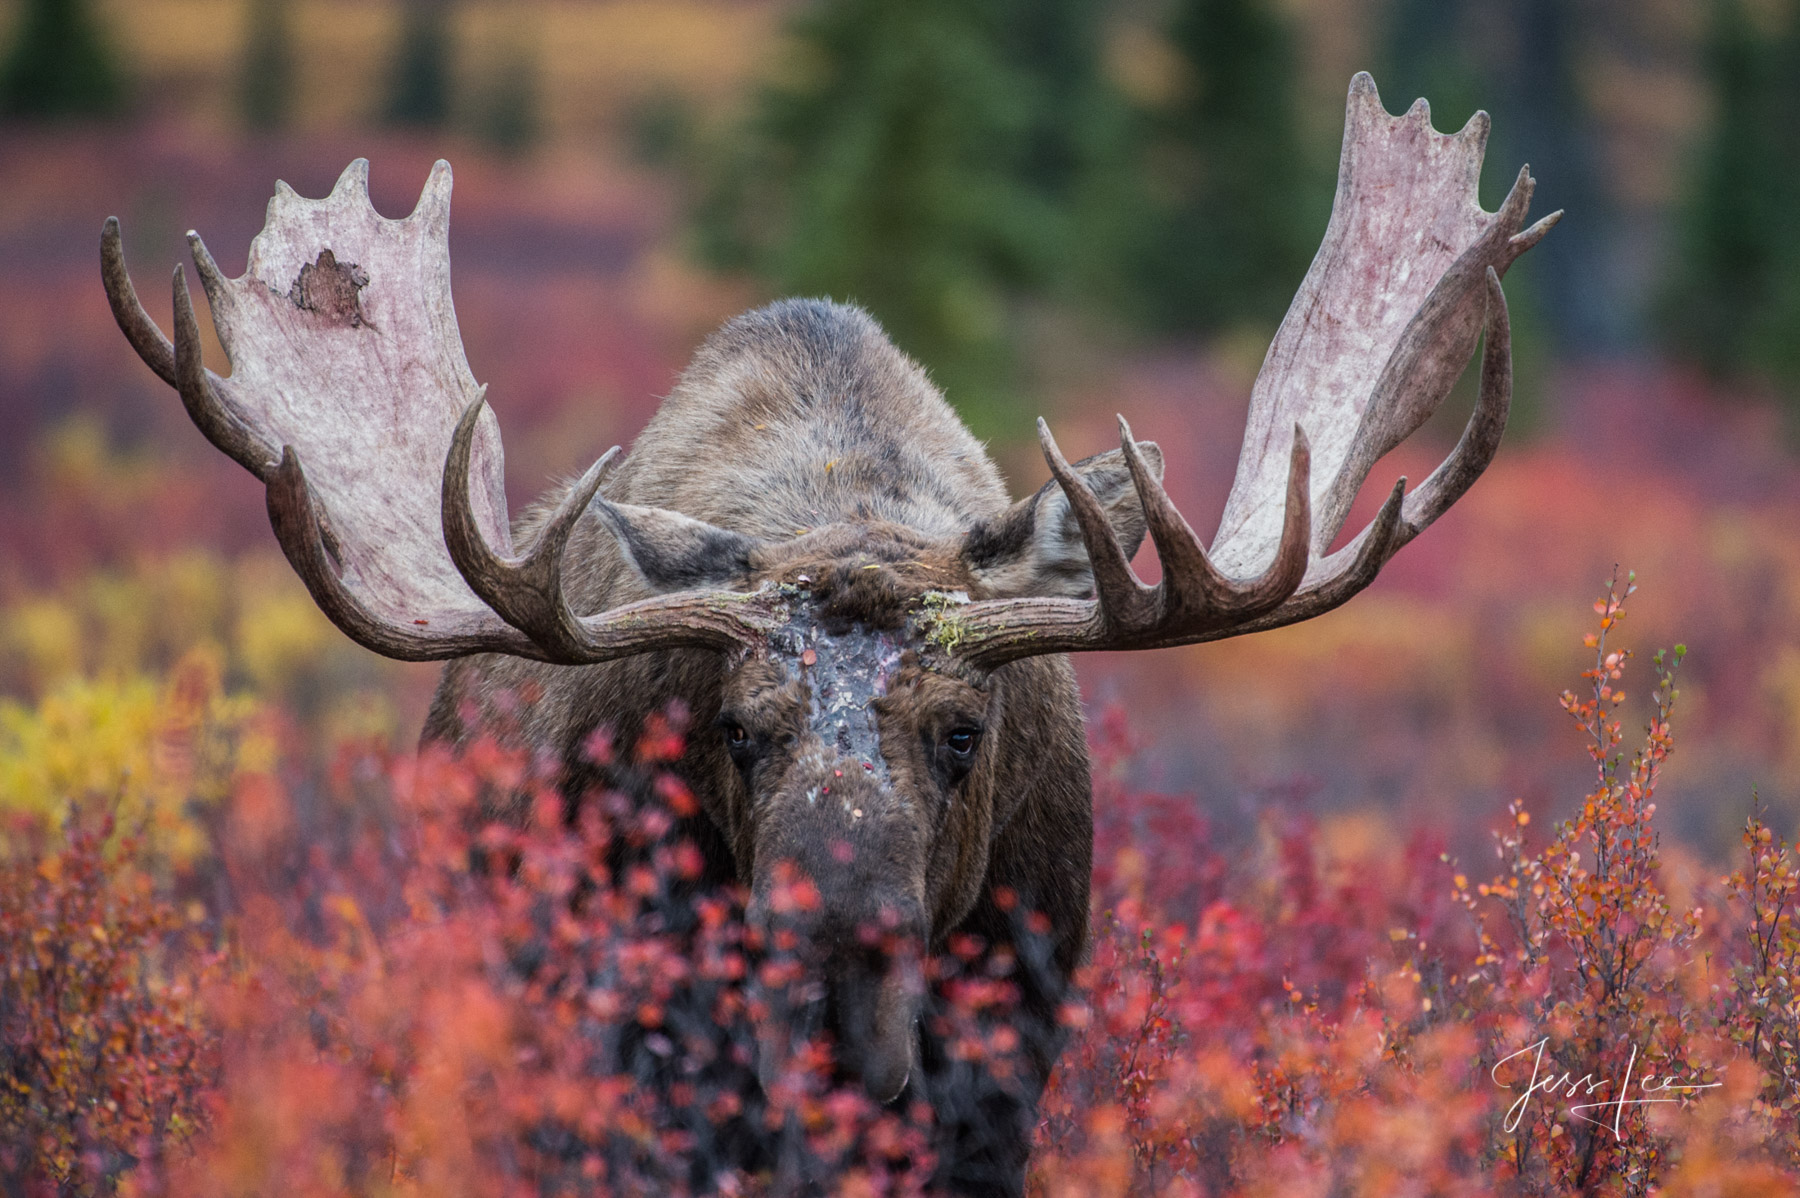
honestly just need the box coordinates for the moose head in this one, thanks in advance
[102,73,1555,1169]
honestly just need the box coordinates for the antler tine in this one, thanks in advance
[268,445,548,661]
[444,395,780,662]
[1511,208,1563,257]
[1217,475,1407,639]
[1313,475,1408,603]
[1117,415,1310,628]
[185,229,231,307]
[443,392,620,660]
[170,265,279,478]
[104,222,282,478]
[101,218,176,386]
[1396,266,1512,541]
[1115,414,1231,612]
[938,421,1314,670]
[1038,419,1154,624]
[1241,426,1312,611]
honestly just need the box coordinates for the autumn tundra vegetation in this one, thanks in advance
[6,555,1800,1195]
[4,2,1800,1194]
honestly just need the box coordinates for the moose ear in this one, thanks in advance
[590,500,760,592]
[961,441,1164,599]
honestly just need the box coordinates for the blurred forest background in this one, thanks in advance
[1,0,1799,868]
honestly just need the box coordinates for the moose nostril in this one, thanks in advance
[752,980,828,1099]
[860,1042,911,1105]
[827,957,922,1105]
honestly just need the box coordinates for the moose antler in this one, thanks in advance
[945,73,1559,670]
[102,160,780,663]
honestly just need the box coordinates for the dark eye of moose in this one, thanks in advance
[719,718,753,762]
[945,727,980,759]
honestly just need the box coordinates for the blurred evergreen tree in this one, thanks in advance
[1662,0,1800,393]
[0,0,125,119]
[240,0,296,132]
[990,0,1138,297]
[1130,0,1316,336]
[695,0,1120,428]
[383,0,454,129]
[627,89,698,168]
[476,36,539,154]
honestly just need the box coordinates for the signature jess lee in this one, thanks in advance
[1492,1039,1721,1139]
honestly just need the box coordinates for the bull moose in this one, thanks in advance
[101,74,1554,1194]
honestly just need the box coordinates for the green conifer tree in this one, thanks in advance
[1131,0,1315,335]
[477,47,538,153]
[696,0,1117,428]
[383,0,453,129]
[1663,0,1800,392]
[241,0,296,132]
[992,0,1142,311]
[0,0,125,119]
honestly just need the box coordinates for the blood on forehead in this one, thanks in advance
[766,604,906,784]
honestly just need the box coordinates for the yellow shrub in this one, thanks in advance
[233,553,336,694]
[0,647,269,867]
[5,598,82,690]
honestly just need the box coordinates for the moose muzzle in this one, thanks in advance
[745,774,928,1105]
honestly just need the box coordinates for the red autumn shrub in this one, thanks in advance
[163,713,949,1196]
[5,577,1800,1195]
[1033,573,1800,1197]
[1724,798,1800,1170]
[0,813,219,1195]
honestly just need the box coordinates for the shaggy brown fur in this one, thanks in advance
[424,299,1157,1195]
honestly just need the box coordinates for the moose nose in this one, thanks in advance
[746,878,925,1104]
[749,933,923,1105]
[829,951,922,1103]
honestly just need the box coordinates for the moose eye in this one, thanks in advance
[945,727,980,758]
[718,718,761,775]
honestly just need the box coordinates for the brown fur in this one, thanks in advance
[425,299,1149,1195]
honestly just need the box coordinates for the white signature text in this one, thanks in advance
[1492,1038,1721,1140]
